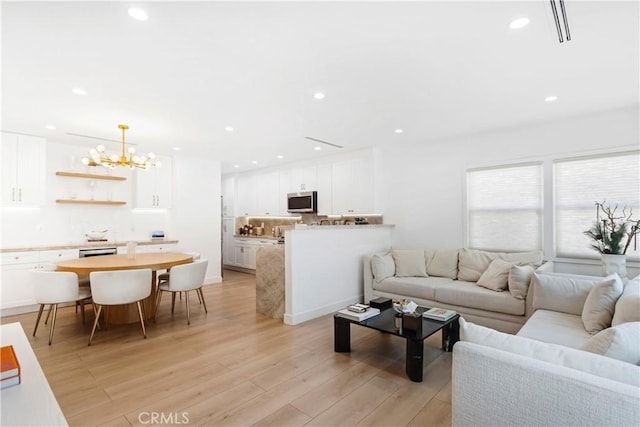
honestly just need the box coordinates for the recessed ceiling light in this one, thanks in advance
[224,126,234,132]
[251,160,258,164]
[313,92,325,100]
[71,87,87,95]
[128,8,148,21]
[509,17,530,30]
[172,147,181,151]
[394,129,404,134]
[233,164,240,168]
[45,125,56,130]
[545,95,559,102]
[276,155,284,159]
[314,146,321,151]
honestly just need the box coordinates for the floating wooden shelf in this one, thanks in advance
[56,199,126,205]
[55,171,126,181]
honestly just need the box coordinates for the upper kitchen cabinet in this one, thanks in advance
[316,163,332,215]
[331,156,373,214]
[236,173,258,216]
[279,169,291,215]
[291,164,317,192]
[1,132,45,207]
[135,155,173,208]
[222,176,235,217]
[257,171,280,216]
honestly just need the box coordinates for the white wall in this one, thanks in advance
[0,141,222,283]
[378,106,639,276]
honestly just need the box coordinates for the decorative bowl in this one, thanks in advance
[86,230,108,240]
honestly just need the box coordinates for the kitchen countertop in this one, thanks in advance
[293,224,394,230]
[1,239,179,253]
[233,235,279,240]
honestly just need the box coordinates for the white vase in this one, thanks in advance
[601,254,627,280]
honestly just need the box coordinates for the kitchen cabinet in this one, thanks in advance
[1,132,45,207]
[257,171,280,216]
[316,163,332,215]
[279,170,291,215]
[291,165,317,191]
[226,238,276,270]
[331,157,373,214]
[236,174,258,216]
[222,218,236,265]
[222,176,235,217]
[139,243,178,253]
[135,155,173,208]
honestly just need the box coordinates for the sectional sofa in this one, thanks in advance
[452,270,640,426]
[363,248,547,333]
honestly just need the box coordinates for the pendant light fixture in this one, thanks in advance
[550,0,571,43]
[82,124,159,170]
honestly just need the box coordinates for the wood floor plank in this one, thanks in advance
[0,269,454,427]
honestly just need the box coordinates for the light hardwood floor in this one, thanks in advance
[1,270,452,426]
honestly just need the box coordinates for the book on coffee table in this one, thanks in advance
[423,307,457,321]
[337,307,380,321]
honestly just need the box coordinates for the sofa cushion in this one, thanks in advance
[580,322,640,365]
[508,264,535,300]
[371,252,395,283]
[499,250,544,267]
[435,280,525,315]
[476,258,513,292]
[460,318,640,387]
[425,249,459,279]
[532,273,604,316]
[391,249,427,277]
[517,309,592,349]
[612,279,640,326]
[373,276,454,300]
[582,274,624,334]
[457,249,500,282]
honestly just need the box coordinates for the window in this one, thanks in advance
[466,163,543,252]
[554,151,640,260]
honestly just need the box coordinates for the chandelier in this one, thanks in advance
[82,124,159,170]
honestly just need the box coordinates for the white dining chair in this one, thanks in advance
[154,259,208,325]
[32,271,92,345]
[157,251,201,302]
[88,269,152,345]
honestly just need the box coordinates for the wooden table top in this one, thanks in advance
[56,252,193,275]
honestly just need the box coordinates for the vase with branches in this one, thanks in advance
[583,201,640,255]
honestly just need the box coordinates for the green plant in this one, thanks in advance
[584,201,640,255]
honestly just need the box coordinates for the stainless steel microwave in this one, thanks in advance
[287,191,317,213]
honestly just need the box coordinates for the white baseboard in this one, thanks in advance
[284,294,362,326]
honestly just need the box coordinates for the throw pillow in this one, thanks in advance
[425,248,459,279]
[371,252,395,283]
[499,250,544,267]
[508,264,535,300]
[531,273,604,316]
[581,274,624,334]
[476,258,513,292]
[458,317,640,387]
[612,279,640,326]
[457,248,501,282]
[580,322,640,365]
[391,249,427,277]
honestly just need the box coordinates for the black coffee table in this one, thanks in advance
[334,306,459,382]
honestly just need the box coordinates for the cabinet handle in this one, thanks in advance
[12,188,15,202]
[157,195,160,206]
[18,188,22,202]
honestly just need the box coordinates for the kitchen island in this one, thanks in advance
[255,224,393,325]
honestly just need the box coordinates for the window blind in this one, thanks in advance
[554,151,640,259]
[467,163,543,252]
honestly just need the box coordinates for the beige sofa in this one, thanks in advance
[452,271,640,426]
[363,248,547,333]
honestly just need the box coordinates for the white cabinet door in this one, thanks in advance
[233,246,245,267]
[222,176,235,217]
[316,163,332,215]
[1,132,45,207]
[291,165,317,191]
[223,218,236,265]
[38,249,79,270]
[243,245,257,269]
[144,243,178,253]
[1,252,41,309]
[331,157,373,214]
[135,155,173,208]
[236,174,258,216]
[278,170,291,215]
[257,171,279,216]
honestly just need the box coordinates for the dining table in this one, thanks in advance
[56,252,193,324]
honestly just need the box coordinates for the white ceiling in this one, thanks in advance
[2,1,638,173]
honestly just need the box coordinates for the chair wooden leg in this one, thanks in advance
[33,304,45,337]
[198,288,208,314]
[80,300,86,324]
[137,301,147,338]
[104,306,110,330]
[88,305,103,346]
[196,289,202,304]
[92,302,101,330]
[48,304,59,345]
[185,291,190,326]
[154,289,163,321]
[171,293,176,314]
[44,304,52,325]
